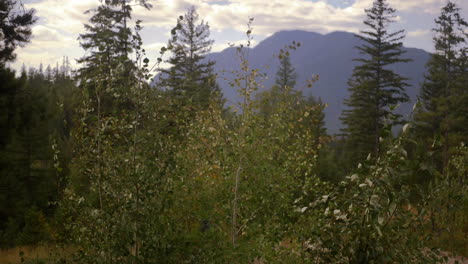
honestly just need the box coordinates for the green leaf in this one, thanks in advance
[376,226,383,237]
[370,195,379,208]
[402,123,410,133]
[378,215,385,225]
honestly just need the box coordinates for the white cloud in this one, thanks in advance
[11,0,468,71]
[130,0,366,35]
[28,0,98,34]
[212,39,258,52]
[31,25,73,44]
[408,29,431,37]
[390,0,447,14]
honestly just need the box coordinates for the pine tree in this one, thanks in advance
[275,54,297,90]
[414,1,468,172]
[73,0,152,205]
[160,6,221,109]
[0,66,73,246]
[340,0,410,165]
[258,54,298,117]
[0,0,36,147]
[76,0,152,120]
[67,1,185,261]
[45,65,52,81]
[0,2,40,246]
[77,1,127,84]
[257,52,327,150]
[307,96,327,148]
[0,0,36,65]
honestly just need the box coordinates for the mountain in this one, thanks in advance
[206,30,431,134]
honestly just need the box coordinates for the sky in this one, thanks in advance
[9,0,468,71]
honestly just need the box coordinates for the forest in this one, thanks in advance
[0,0,467,263]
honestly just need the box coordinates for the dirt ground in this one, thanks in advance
[445,254,468,264]
[1,245,467,263]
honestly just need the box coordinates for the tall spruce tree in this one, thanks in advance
[307,96,327,149]
[340,0,410,166]
[77,0,139,86]
[66,1,178,261]
[75,0,152,154]
[275,54,297,90]
[0,65,74,246]
[73,0,152,199]
[257,52,326,149]
[0,0,36,152]
[160,6,221,109]
[414,1,468,173]
[257,54,298,117]
[0,0,36,65]
[0,1,37,246]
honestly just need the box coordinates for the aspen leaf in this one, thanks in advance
[402,123,410,133]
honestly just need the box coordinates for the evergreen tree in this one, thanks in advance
[77,1,129,84]
[0,0,36,65]
[0,67,73,246]
[0,67,19,149]
[275,54,297,89]
[340,0,410,166]
[0,1,40,246]
[307,96,327,149]
[72,0,152,201]
[258,53,298,117]
[414,1,468,172]
[160,6,221,109]
[45,64,52,81]
[257,52,327,151]
[75,0,152,134]
[0,0,36,151]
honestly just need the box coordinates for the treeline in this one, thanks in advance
[0,0,466,263]
[0,61,74,246]
[0,0,72,248]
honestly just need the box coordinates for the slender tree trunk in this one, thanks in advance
[122,0,128,56]
[232,161,241,246]
[443,46,452,175]
[96,88,103,210]
[132,108,140,261]
[375,45,382,158]
[443,128,449,174]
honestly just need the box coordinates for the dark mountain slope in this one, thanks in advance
[207,30,430,134]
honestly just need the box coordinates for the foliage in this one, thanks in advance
[58,7,462,263]
[293,124,443,263]
[62,1,188,263]
[0,0,36,65]
[0,65,73,247]
[159,6,222,110]
[413,0,468,173]
[423,143,468,256]
[1,0,466,263]
[275,54,297,89]
[340,0,410,167]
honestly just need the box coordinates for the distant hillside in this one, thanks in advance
[152,30,431,134]
[206,30,430,134]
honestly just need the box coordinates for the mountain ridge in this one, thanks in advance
[152,30,431,134]
[206,30,430,133]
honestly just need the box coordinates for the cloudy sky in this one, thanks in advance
[10,0,468,71]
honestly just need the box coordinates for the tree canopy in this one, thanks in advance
[340,0,410,166]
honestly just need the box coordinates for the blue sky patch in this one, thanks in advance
[209,0,231,5]
[307,0,355,8]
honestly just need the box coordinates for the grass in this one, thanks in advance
[0,244,72,264]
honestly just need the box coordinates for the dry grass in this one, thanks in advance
[0,245,72,264]
[1,245,466,263]
[442,252,468,264]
